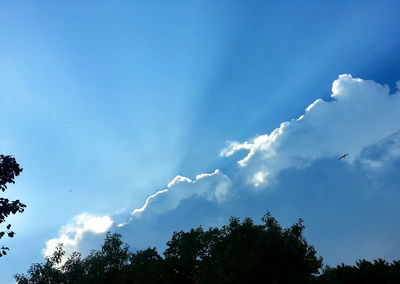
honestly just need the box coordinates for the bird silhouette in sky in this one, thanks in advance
[339,153,349,160]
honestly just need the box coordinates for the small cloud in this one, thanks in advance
[220,141,253,157]
[43,213,113,260]
[252,170,270,187]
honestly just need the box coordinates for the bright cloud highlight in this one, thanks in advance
[129,169,232,219]
[43,213,113,259]
[42,74,400,268]
[222,74,400,187]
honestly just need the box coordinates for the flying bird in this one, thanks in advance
[339,153,349,160]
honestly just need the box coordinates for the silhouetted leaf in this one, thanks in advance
[0,155,25,257]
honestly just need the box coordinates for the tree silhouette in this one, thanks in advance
[16,212,324,283]
[0,154,26,257]
[163,227,216,283]
[16,212,400,283]
[315,259,400,283]
[124,247,163,283]
[14,244,65,283]
[83,232,131,283]
[14,233,132,284]
[164,213,323,283]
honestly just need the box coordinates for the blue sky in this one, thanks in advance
[1,1,400,282]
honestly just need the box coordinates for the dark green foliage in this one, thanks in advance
[199,214,322,283]
[163,213,322,283]
[163,226,217,283]
[0,154,23,192]
[14,212,400,283]
[83,232,131,283]
[125,248,163,283]
[15,233,132,284]
[0,155,26,257]
[15,244,65,283]
[15,212,327,283]
[315,259,400,284]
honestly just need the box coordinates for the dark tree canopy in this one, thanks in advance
[14,233,161,284]
[0,154,23,192]
[163,213,322,283]
[14,212,400,283]
[15,212,330,283]
[0,155,26,257]
[315,259,400,284]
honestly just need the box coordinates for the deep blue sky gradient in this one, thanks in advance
[1,1,400,282]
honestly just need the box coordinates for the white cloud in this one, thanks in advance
[44,170,231,258]
[220,141,253,157]
[222,74,400,187]
[252,170,270,187]
[43,213,113,259]
[41,74,400,269]
[127,169,231,220]
[130,189,168,216]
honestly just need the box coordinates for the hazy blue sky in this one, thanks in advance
[1,1,400,282]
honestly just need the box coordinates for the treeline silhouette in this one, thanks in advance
[15,212,400,283]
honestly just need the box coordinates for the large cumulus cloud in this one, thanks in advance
[43,74,400,266]
[221,74,400,187]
